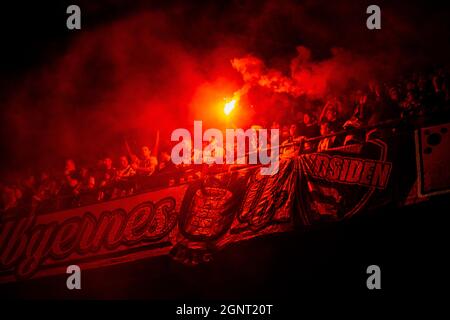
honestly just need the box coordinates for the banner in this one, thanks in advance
[296,138,393,224]
[170,160,297,264]
[0,185,188,283]
[415,123,450,197]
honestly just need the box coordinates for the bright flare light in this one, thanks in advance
[224,99,237,115]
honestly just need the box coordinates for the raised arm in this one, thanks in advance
[124,138,137,160]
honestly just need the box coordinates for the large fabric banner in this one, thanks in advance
[0,185,188,283]
[415,123,450,197]
[296,139,393,224]
[170,159,297,264]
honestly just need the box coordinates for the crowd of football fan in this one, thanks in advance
[1,67,449,215]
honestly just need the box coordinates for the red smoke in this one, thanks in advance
[2,10,245,175]
[232,46,380,99]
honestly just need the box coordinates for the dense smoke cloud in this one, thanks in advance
[232,46,380,99]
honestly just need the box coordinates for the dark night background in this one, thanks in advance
[0,0,449,307]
